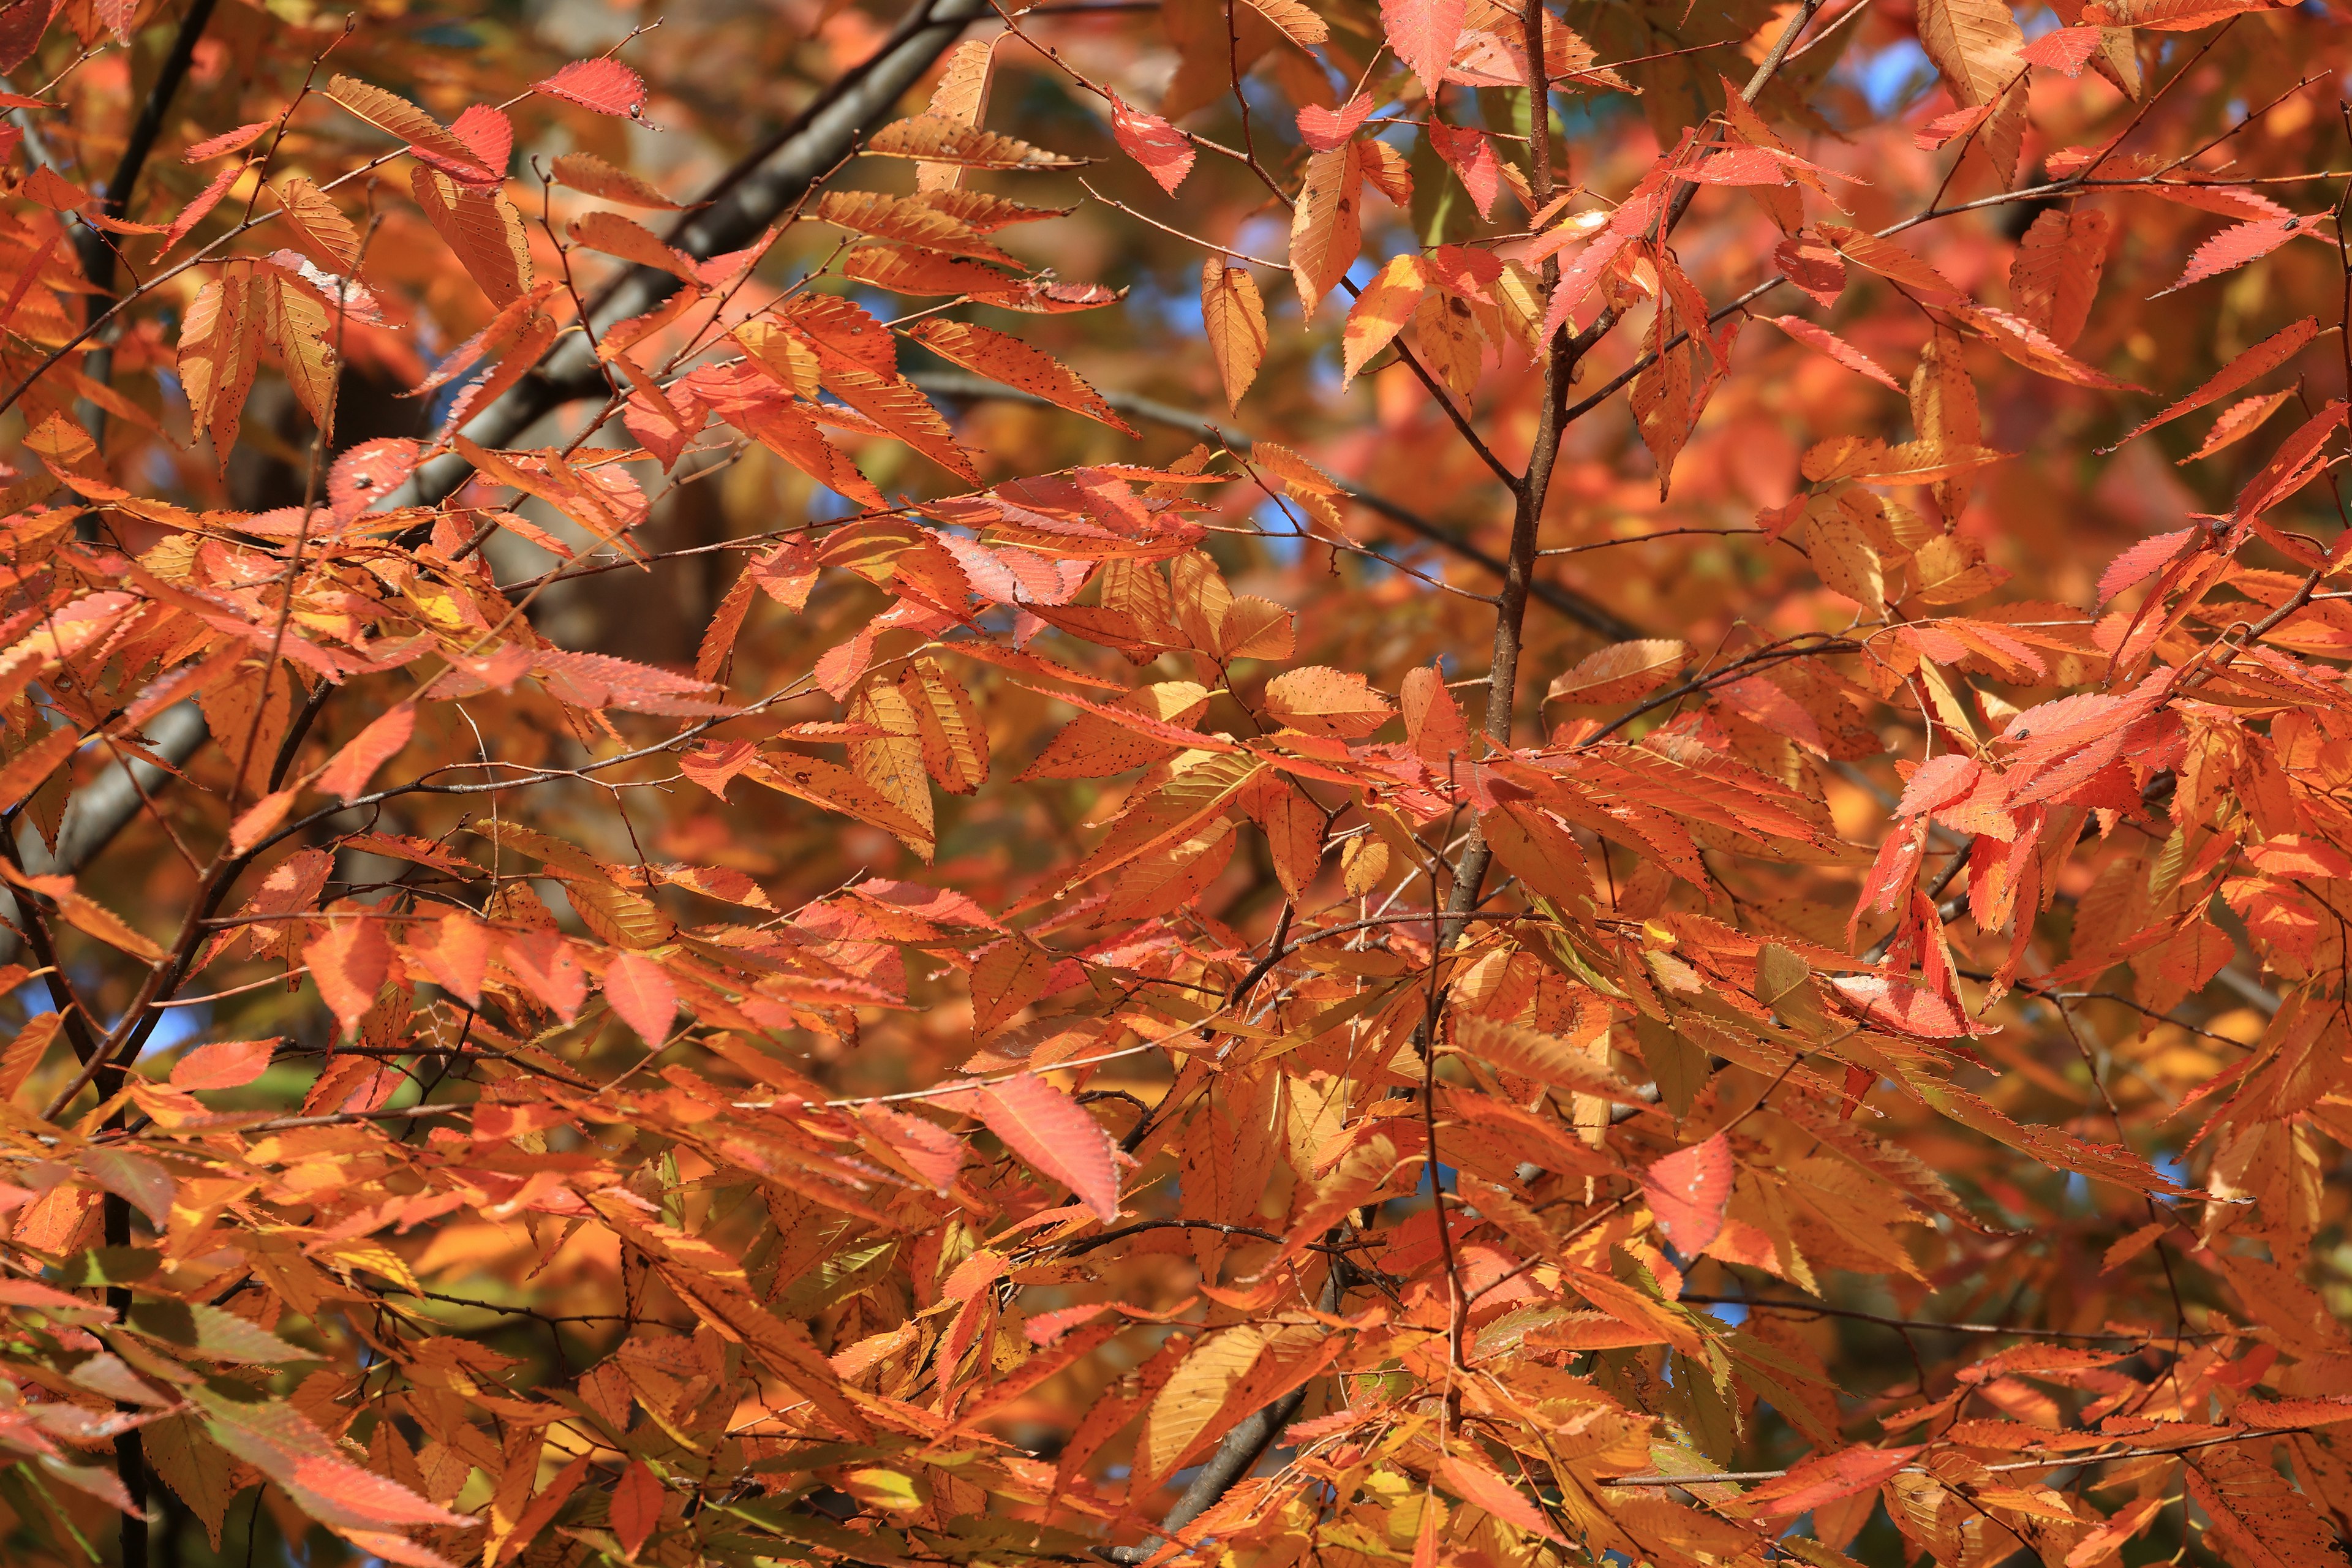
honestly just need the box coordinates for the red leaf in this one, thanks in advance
[328,437,421,521]
[1436,1453,1567,1544]
[448,104,512,176]
[2019,24,2102,76]
[170,1038,278,1091]
[1109,97,1194,196]
[1738,1445,1921,1517]
[976,1072,1121,1222]
[411,913,489,1009]
[1913,104,1989,151]
[1381,0,1467,91]
[535,58,647,117]
[1775,231,1846,309]
[1766,315,1903,391]
[602,951,677,1044]
[1831,974,1978,1038]
[1428,122,1500,219]
[1640,1134,1732,1253]
[157,162,242,258]
[2097,527,2195,603]
[611,1462,662,1557]
[314,703,415,804]
[2107,316,2315,451]
[504,929,587,1023]
[1683,145,1794,184]
[2235,399,2348,523]
[2155,215,2321,298]
[304,914,391,1039]
[184,120,273,162]
[860,1102,967,1191]
[1296,94,1374,152]
[1895,753,1980,817]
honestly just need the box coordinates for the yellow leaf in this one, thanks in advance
[1140,1326,1267,1487]
[1343,253,1428,385]
[1201,258,1267,410]
[273,176,358,268]
[1240,0,1327,47]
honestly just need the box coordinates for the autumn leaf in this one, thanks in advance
[1289,142,1363,317]
[1201,258,1267,409]
[324,75,497,185]
[2154,213,2324,298]
[410,913,490,1009]
[1436,1453,1567,1544]
[1242,0,1329,48]
[551,151,680,208]
[1640,1134,1733,1253]
[865,116,1084,170]
[1736,1446,1922,1517]
[1296,94,1373,152]
[184,120,273,161]
[170,1038,277,1091]
[1264,666,1394,737]
[906,318,1139,435]
[1343,253,1429,386]
[304,911,391,1039]
[1765,315,1904,391]
[1545,638,1686,704]
[975,1072,1121,1222]
[314,703,415,802]
[1381,0,1468,92]
[602,950,678,1044]
[1109,97,1194,195]
[534,58,649,117]
[611,1462,664,1557]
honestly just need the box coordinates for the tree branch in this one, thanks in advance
[390,0,993,513]
[905,370,1648,640]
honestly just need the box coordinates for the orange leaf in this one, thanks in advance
[314,703,415,803]
[602,950,677,1044]
[1739,1446,1920,1517]
[1202,258,1267,410]
[905,318,1137,435]
[1436,1453,1566,1544]
[975,1072,1120,1222]
[1264,666,1395,738]
[410,913,489,1009]
[170,1038,278,1091]
[304,912,391,1039]
[503,929,587,1023]
[1641,1134,1733,1253]
[611,1461,663,1558]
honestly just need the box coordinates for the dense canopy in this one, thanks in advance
[0,0,2347,1565]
